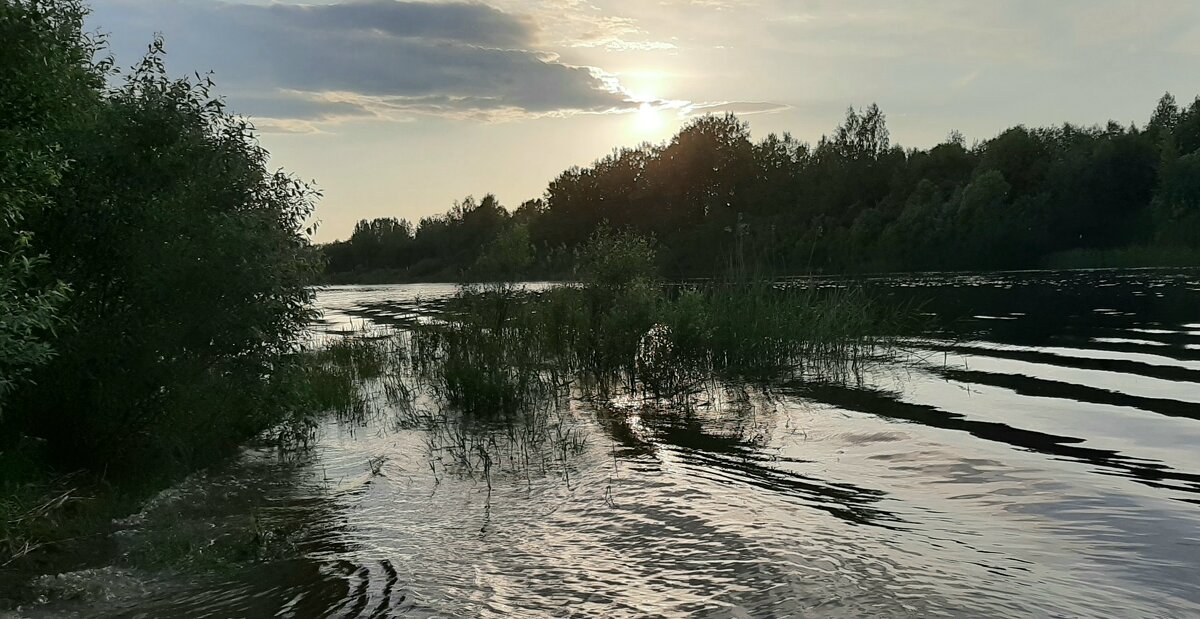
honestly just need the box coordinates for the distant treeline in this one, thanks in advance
[324,95,1200,281]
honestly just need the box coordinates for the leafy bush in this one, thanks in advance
[2,18,321,473]
[0,0,102,411]
[574,223,659,292]
[472,223,533,282]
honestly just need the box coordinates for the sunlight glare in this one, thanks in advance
[635,102,665,135]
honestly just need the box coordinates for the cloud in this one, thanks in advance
[92,0,639,129]
[258,0,536,49]
[234,90,381,122]
[685,100,791,116]
[656,0,758,8]
[560,14,677,51]
[620,98,788,126]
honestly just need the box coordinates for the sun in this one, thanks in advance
[634,102,665,135]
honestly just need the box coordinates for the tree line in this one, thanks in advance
[324,95,1200,281]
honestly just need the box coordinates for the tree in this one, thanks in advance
[1148,92,1181,139]
[977,126,1051,198]
[348,217,414,269]
[827,104,890,160]
[1174,98,1200,156]
[322,96,1200,280]
[473,223,533,281]
[0,0,102,411]
[1153,152,1200,246]
[11,37,321,469]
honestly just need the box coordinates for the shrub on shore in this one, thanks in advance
[2,1,321,481]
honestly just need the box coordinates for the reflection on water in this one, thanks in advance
[15,269,1200,618]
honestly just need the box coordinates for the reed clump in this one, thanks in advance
[274,228,908,487]
[400,227,906,409]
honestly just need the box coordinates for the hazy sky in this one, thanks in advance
[88,0,1200,242]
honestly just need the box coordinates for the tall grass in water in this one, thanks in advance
[287,229,910,487]
[390,227,903,416]
[678,280,900,378]
[341,285,585,484]
[410,279,902,408]
[258,330,408,451]
[408,284,568,417]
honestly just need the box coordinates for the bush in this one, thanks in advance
[3,28,320,473]
[574,223,659,291]
[0,0,102,411]
[472,223,533,282]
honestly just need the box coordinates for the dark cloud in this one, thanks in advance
[233,91,379,122]
[92,0,633,127]
[256,0,536,49]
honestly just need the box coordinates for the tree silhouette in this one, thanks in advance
[324,95,1200,280]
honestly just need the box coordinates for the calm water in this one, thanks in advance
[12,270,1200,618]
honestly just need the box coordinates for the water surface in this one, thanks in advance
[14,269,1200,618]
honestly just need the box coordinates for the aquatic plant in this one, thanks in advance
[405,276,899,409]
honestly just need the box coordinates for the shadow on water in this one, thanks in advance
[787,380,1200,500]
[920,341,1200,384]
[933,366,1200,424]
[14,447,426,618]
[592,395,901,527]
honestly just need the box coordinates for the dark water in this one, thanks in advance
[12,270,1200,618]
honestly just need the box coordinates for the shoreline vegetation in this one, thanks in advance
[302,227,911,489]
[3,223,904,598]
[0,0,327,587]
[322,252,1200,286]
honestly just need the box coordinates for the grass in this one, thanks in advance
[432,280,902,395]
[665,279,902,379]
[386,227,911,405]
[359,274,907,489]
[0,471,96,571]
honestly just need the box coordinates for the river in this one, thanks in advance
[11,269,1200,618]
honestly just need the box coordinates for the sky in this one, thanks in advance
[88,0,1200,243]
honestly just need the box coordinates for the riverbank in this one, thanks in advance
[0,337,384,602]
[322,266,570,286]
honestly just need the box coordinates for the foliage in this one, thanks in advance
[403,229,901,410]
[323,194,513,281]
[472,222,533,282]
[324,93,1200,279]
[1153,152,1200,246]
[0,0,102,410]
[574,224,659,290]
[1,9,320,474]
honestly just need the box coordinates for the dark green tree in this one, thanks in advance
[0,0,102,409]
[11,37,321,469]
